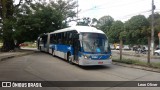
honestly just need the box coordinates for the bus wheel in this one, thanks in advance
[67,53,73,64]
[39,46,41,51]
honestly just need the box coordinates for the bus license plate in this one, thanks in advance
[92,55,98,58]
[98,62,103,64]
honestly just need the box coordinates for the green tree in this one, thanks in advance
[13,0,77,46]
[0,0,32,51]
[1,0,16,51]
[77,17,91,26]
[76,17,98,26]
[91,18,98,27]
[108,20,124,43]
[97,15,114,34]
[124,15,149,45]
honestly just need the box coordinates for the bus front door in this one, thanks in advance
[73,40,80,61]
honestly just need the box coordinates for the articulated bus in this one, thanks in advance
[37,26,112,66]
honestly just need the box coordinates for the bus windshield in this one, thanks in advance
[81,33,109,53]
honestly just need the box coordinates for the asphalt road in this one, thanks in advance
[0,52,160,90]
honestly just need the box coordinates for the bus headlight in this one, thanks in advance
[109,55,112,59]
[83,55,90,59]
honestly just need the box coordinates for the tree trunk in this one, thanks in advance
[1,0,15,52]
[1,39,15,51]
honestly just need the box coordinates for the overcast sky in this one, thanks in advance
[78,0,160,21]
[15,0,160,22]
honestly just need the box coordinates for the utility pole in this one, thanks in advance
[0,0,2,32]
[151,0,155,55]
[0,0,2,23]
[77,0,78,20]
[120,39,123,61]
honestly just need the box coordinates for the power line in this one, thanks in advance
[79,0,147,14]
[78,0,160,22]
[117,8,160,20]
[94,0,146,10]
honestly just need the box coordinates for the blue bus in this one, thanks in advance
[37,26,112,66]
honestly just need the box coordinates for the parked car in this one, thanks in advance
[123,45,131,50]
[154,49,160,56]
[116,45,120,50]
[19,43,28,47]
[132,45,137,51]
[110,44,115,50]
[142,45,148,51]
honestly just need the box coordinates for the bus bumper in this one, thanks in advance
[78,59,112,66]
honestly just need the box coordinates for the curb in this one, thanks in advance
[112,62,160,73]
[0,51,36,61]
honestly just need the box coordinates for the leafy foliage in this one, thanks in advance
[13,0,77,44]
[97,15,114,33]
[0,0,77,51]
[77,17,91,26]
[124,15,149,44]
[108,20,124,43]
[0,0,16,51]
[76,17,98,26]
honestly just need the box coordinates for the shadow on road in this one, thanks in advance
[38,51,112,70]
[78,65,111,70]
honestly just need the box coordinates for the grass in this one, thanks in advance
[113,58,160,69]
[149,63,160,69]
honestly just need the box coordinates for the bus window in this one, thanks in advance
[53,34,57,44]
[68,31,73,45]
[57,33,62,44]
[61,32,65,44]
[63,32,67,44]
[81,33,108,53]
[66,31,70,45]
[50,34,54,44]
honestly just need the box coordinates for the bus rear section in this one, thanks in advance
[37,33,50,52]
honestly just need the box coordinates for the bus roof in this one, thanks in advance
[50,26,105,34]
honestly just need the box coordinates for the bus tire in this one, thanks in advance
[39,46,41,51]
[67,53,73,64]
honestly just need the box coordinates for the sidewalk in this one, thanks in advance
[0,49,37,61]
